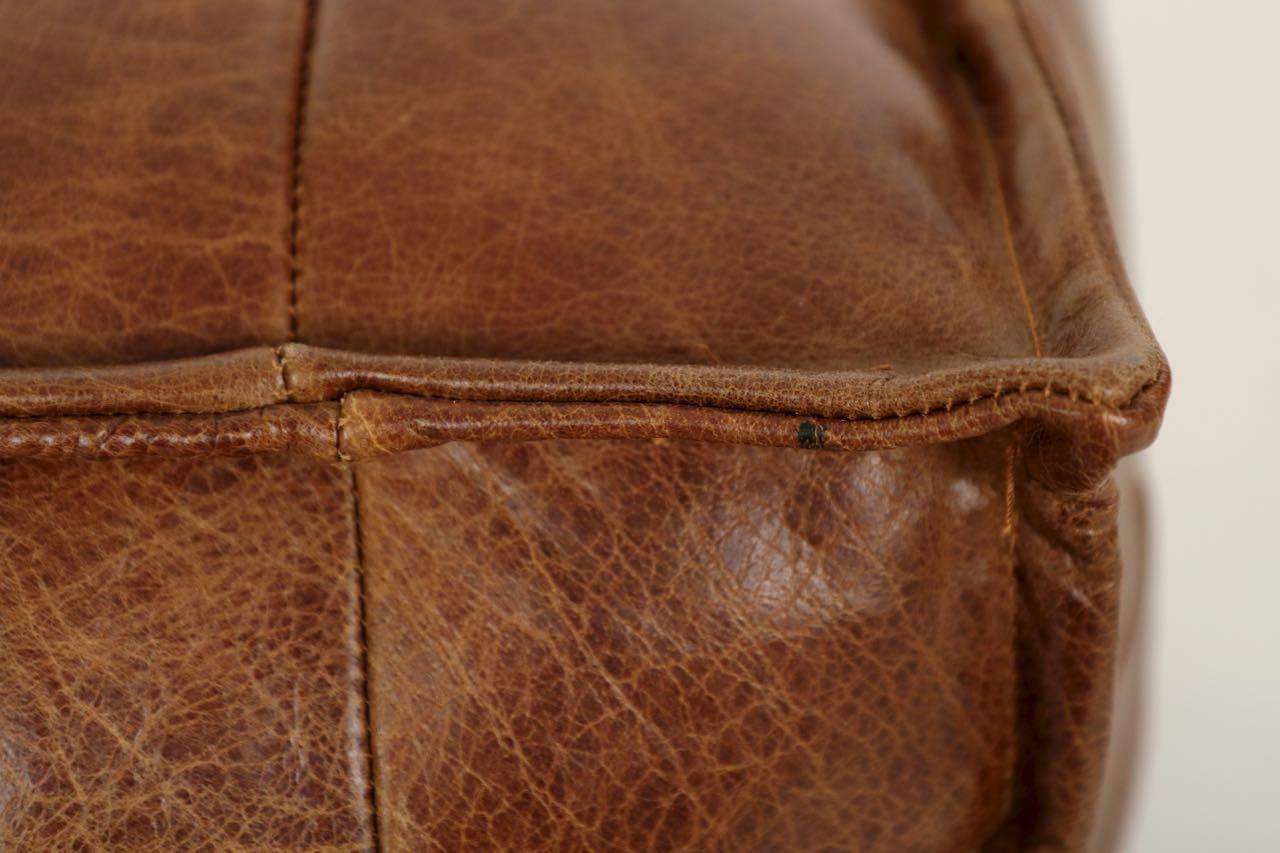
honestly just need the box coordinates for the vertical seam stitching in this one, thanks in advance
[1005,425,1023,813]
[996,197,1045,358]
[287,0,319,343]
[954,51,1045,359]
[1007,0,1151,343]
[983,426,1028,850]
[343,411,381,849]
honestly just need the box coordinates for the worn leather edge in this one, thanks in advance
[0,363,1168,488]
[0,402,339,461]
[0,347,286,419]
[0,342,1164,418]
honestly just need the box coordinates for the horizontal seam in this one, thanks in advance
[6,339,1163,428]
[0,371,1165,427]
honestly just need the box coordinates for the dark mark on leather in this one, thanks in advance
[796,421,827,449]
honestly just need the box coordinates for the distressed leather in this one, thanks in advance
[0,0,1167,850]
[0,456,372,849]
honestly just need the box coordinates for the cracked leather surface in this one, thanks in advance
[298,0,1038,371]
[0,0,300,367]
[357,436,1017,851]
[0,0,1167,850]
[0,455,373,849]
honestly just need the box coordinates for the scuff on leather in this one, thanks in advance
[796,421,827,449]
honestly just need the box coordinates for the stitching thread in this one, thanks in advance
[347,456,381,851]
[0,372,1164,428]
[952,37,1045,359]
[0,369,1163,429]
[1002,426,1023,822]
[286,0,319,342]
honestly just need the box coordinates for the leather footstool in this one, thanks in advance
[0,0,1167,849]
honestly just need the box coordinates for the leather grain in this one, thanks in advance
[0,0,1167,850]
[0,0,301,367]
[298,0,1038,372]
[357,436,1017,850]
[0,455,373,849]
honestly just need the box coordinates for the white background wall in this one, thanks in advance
[1091,2,1280,850]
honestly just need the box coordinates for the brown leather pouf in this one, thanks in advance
[0,1,1168,850]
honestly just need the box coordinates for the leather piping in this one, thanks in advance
[0,370,1168,478]
[0,343,1162,420]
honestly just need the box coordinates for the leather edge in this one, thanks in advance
[1,363,1169,491]
[0,342,1166,419]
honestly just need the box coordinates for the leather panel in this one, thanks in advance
[0,0,300,367]
[987,474,1124,851]
[0,455,373,849]
[356,435,1017,850]
[298,0,1038,371]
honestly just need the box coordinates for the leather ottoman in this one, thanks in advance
[0,0,1168,849]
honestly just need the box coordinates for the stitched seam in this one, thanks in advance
[0,375,1160,424]
[0,372,1164,426]
[1007,0,1148,343]
[345,453,381,851]
[1004,428,1020,572]
[286,0,319,343]
[992,426,1026,847]
[952,37,1045,359]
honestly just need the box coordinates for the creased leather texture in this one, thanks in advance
[0,0,300,367]
[0,0,1167,850]
[358,435,1019,850]
[0,455,373,849]
[298,0,1039,371]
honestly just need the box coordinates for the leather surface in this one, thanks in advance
[0,0,300,367]
[0,0,1168,850]
[298,0,1038,371]
[0,455,373,849]
[358,435,1018,850]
